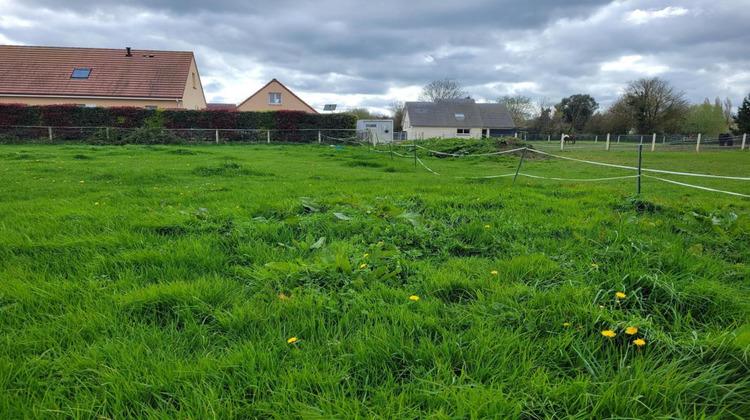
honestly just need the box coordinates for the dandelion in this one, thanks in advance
[78,180,85,183]
[409,295,420,301]
[633,339,646,346]
[279,294,290,300]
[94,202,100,206]
[490,270,498,275]
[615,292,627,298]
[287,337,298,344]
[484,224,490,228]
[363,253,369,258]
[590,263,598,268]
[377,241,384,245]
[359,263,367,269]
[625,327,638,335]
[601,330,616,338]
[563,322,571,327]
[577,325,583,329]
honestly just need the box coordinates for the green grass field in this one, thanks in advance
[1,141,748,418]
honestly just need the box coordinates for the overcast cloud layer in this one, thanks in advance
[1,0,748,114]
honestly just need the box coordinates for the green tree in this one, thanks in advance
[622,77,688,134]
[734,93,750,134]
[346,108,382,120]
[683,99,728,137]
[497,95,535,127]
[560,94,598,132]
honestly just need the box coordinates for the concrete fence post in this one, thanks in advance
[106,127,110,140]
[695,133,702,153]
[605,133,611,151]
[267,130,271,144]
[595,135,598,143]
[617,135,620,143]
[651,133,656,151]
[742,133,747,150]
[215,129,219,143]
[48,126,53,141]
[318,131,321,143]
[560,133,565,151]
[547,135,550,142]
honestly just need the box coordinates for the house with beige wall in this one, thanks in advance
[236,79,317,113]
[403,99,515,140]
[0,45,206,109]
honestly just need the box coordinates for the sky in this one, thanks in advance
[1,0,748,115]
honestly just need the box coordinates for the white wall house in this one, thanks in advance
[402,99,515,140]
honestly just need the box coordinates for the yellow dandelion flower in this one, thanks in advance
[359,263,367,269]
[78,180,85,183]
[615,292,627,298]
[279,293,290,300]
[287,337,298,344]
[563,322,571,327]
[94,202,100,206]
[590,263,598,268]
[577,325,583,329]
[633,338,646,346]
[490,270,499,275]
[625,327,638,335]
[409,295,419,301]
[484,224,490,228]
[377,241,384,245]
[601,330,616,338]
[363,253,369,258]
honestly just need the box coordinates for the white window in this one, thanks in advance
[269,92,282,105]
[455,113,465,119]
[457,128,470,135]
[145,106,158,110]
[365,123,377,128]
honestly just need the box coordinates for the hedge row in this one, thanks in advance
[0,104,356,131]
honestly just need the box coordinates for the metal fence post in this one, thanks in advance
[651,133,656,151]
[513,148,528,182]
[637,144,643,194]
[696,133,702,152]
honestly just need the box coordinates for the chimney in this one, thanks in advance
[125,47,132,57]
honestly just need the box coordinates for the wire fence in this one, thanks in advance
[0,126,361,145]
[368,143,750,199]
[521,133,747,152]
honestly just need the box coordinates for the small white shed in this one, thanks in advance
[357,119,393,144]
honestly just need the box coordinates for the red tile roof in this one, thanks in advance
[0,45,196,99]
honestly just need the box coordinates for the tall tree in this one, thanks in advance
[684,99,729,137]
[622,77,688,134]
[559,94,598,132]
[419,79,468,101]
[720,97,733,126]
[734,93,750,134]
[497,95,535,127]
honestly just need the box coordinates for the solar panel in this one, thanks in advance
[323,104,337,111]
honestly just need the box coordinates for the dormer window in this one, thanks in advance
[71,68,92,79]
[455,113,465,119]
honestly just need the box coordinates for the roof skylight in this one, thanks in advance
[71,68,92,79]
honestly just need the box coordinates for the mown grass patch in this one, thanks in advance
[0,143,748,418]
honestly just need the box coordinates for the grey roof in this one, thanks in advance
[404,99,515,129]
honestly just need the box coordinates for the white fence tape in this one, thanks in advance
[519,174,640,182]
[416,157,440,175]
[643,175,750,198]
[414,144,527,157]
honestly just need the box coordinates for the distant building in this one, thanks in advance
[236,79,317,113]
[206,103,237,110]
[0,45,207,109]
[403,99,515,140]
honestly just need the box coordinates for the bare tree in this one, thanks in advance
[388,101,405,131]
[720,97,733,126]
[623,77,688,134]
[497,94,535,127]
[419,79,469,101]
